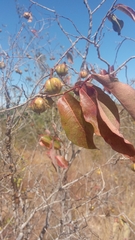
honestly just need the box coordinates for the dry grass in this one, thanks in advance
[1,108,135,239]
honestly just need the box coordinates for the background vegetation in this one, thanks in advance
[1,1,135,239]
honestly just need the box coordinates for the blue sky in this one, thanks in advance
[0,0,135,89]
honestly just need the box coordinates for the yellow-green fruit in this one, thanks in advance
[80,69,88,78]
[30,97,51,113]
[55,63,68,76]
[45,77,63,94]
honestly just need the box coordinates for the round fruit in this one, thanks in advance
[45,77,63,94]
[80,69,88,78]
[30,97,52,114]
[0,61,6,69]
[55,63,68,76]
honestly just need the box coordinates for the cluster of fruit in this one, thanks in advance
[29,63,68,114]
[30,62,89,114]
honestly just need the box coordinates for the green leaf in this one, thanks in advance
[39,135,61,149]
[57,93,96,149]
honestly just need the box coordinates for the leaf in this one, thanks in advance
[55,155,68,168]
[114,4,135,21]
[66,52,73,64]
[80,83,120,134]
[79,86,100,136]
[57,93,96,149]
[47,149,68,169]
[47,148,57,171]
[39,135,61,150]
[100,69,108,75]
[91,73,135,120]
[79,85,135,161]
[93,85,120,130]
[108,14,124,35]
